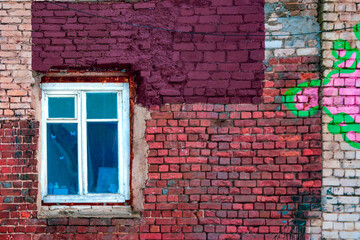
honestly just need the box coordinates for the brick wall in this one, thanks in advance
[2,0,356,239]
[0,2,39,238]
[264,1,322,237]
[0,1,33,118]
[321,1,360,239]
[142,87,321,239]
[32,0,264,106]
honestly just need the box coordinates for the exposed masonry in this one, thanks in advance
[142,97,321,240]
[321,1,360,239]
[0,0,359,239]
[264,1,322,238]
[0,2,34,118]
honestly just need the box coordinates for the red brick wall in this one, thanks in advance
[0,57,321,240]
[0,0,324,239]
[140,56,321,240]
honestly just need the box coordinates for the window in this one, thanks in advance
[40,82,130,203]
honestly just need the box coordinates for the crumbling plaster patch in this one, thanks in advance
[32,71,43,215]
[131,104,150,212]
[265,2,320,61]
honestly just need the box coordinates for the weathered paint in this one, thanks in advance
[32,0,265,106]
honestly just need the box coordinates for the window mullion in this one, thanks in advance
[77,92,83,196]
[81,91,88,195]
[117,91,123,197]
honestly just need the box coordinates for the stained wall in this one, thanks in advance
[321,1,360,239]
[1,0,353,239]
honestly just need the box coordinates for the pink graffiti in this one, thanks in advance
[294,88,319,112]
[284,24,360,148]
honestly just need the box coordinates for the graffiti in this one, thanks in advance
[283,23,360,148]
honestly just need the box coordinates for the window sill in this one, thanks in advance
[42,194,126,203]
[39,205,140,219]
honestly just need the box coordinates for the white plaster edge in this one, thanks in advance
[39,205,140,219]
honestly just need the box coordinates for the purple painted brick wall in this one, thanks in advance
[32,0,264,106]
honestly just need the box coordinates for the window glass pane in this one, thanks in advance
[47,123,78,195]
[87,122,118,193]
[48,97,75,118]
[86,93,117,119]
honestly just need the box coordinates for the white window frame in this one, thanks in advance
[40,83,130,203]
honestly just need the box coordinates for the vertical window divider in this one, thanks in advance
[77,92,83,196]
[117,91,123,196]
[81,91,88,195]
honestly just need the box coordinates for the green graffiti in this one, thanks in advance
[283,23,360,148]
[282,80,320,117]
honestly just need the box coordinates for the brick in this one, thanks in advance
[4,1,326,239]
[227,51,248,62]
[181,52,203,62]
[211,135,232,142]
[140,233,161,239]
[177,218,198,225]
[133,3,155,9]
[185,127,205,133]
[243,219,265,226]
[161,173,182,179]
[47,219,68,226]
[234,166,255,172]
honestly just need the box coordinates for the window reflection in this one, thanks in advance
[47,123,78,195]
[87,122,118,193]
